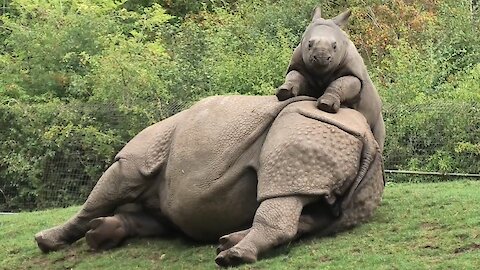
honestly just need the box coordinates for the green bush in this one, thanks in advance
[0,1,178,210]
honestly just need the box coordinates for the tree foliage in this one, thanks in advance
[0,0,478,210]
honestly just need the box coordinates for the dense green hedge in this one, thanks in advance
[0,0,479,211]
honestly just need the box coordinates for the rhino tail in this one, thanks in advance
[340,130,382,210]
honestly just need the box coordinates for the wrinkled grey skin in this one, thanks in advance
[277,7,385,151]
[34,95,384,267]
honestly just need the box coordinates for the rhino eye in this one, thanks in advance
[332,42,337,50]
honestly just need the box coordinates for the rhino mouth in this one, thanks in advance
[310,56,331,68]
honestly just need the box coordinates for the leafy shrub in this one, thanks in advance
[0,1,178,211]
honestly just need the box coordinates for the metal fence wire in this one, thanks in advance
[382,101,479,180]
[0,100,478,212]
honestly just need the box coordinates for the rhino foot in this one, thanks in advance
[35,226,69,253]
[276,85,295,101]
[85,216,128,251]
[216,229,251,254]
[317,94,340,113]
[215,246,257,267]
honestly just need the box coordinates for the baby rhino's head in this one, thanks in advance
[301,7,352,73]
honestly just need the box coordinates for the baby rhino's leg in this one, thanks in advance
[318,75,361,113]
[276,70,309,101]
[86,210,169,250]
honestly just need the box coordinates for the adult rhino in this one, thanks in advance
[35,95,385,267]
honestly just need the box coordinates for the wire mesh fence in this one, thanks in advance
[0,99,478,212]
[382,101,479,182]
[0,0,8,15]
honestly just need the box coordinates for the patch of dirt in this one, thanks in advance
[8,248,21,255]
[350,248,361,254]
[453,243,480,254]
[422,244,439,249]
[51,249,78,264]
[29,245,85,269]
[147,251,167,261]
[420,222,443,231]
[389,226,399,232]
[318,255,332,262]
[455,233,469,240]
[29,257,54,269]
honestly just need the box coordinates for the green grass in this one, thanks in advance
[1,181,480,269]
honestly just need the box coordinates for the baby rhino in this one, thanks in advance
[276,7,385,151]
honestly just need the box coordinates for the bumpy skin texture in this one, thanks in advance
[34,95,384,267]
[258,100,376,202]
[276,7,385,151]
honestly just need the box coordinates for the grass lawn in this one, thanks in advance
[1,181,479,270]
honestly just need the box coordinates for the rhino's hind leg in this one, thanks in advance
[86,211,168,251]
[35,158,148,253]
[85,216,128,250]
[216,229,251,254]
[215,196,314,267]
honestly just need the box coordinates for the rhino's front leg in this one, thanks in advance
[35,158,147,253]
[317,75,361,113]
[215,195,315,267]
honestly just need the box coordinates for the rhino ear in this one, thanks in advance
[332,9,352,28]
[311,6,322,22]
